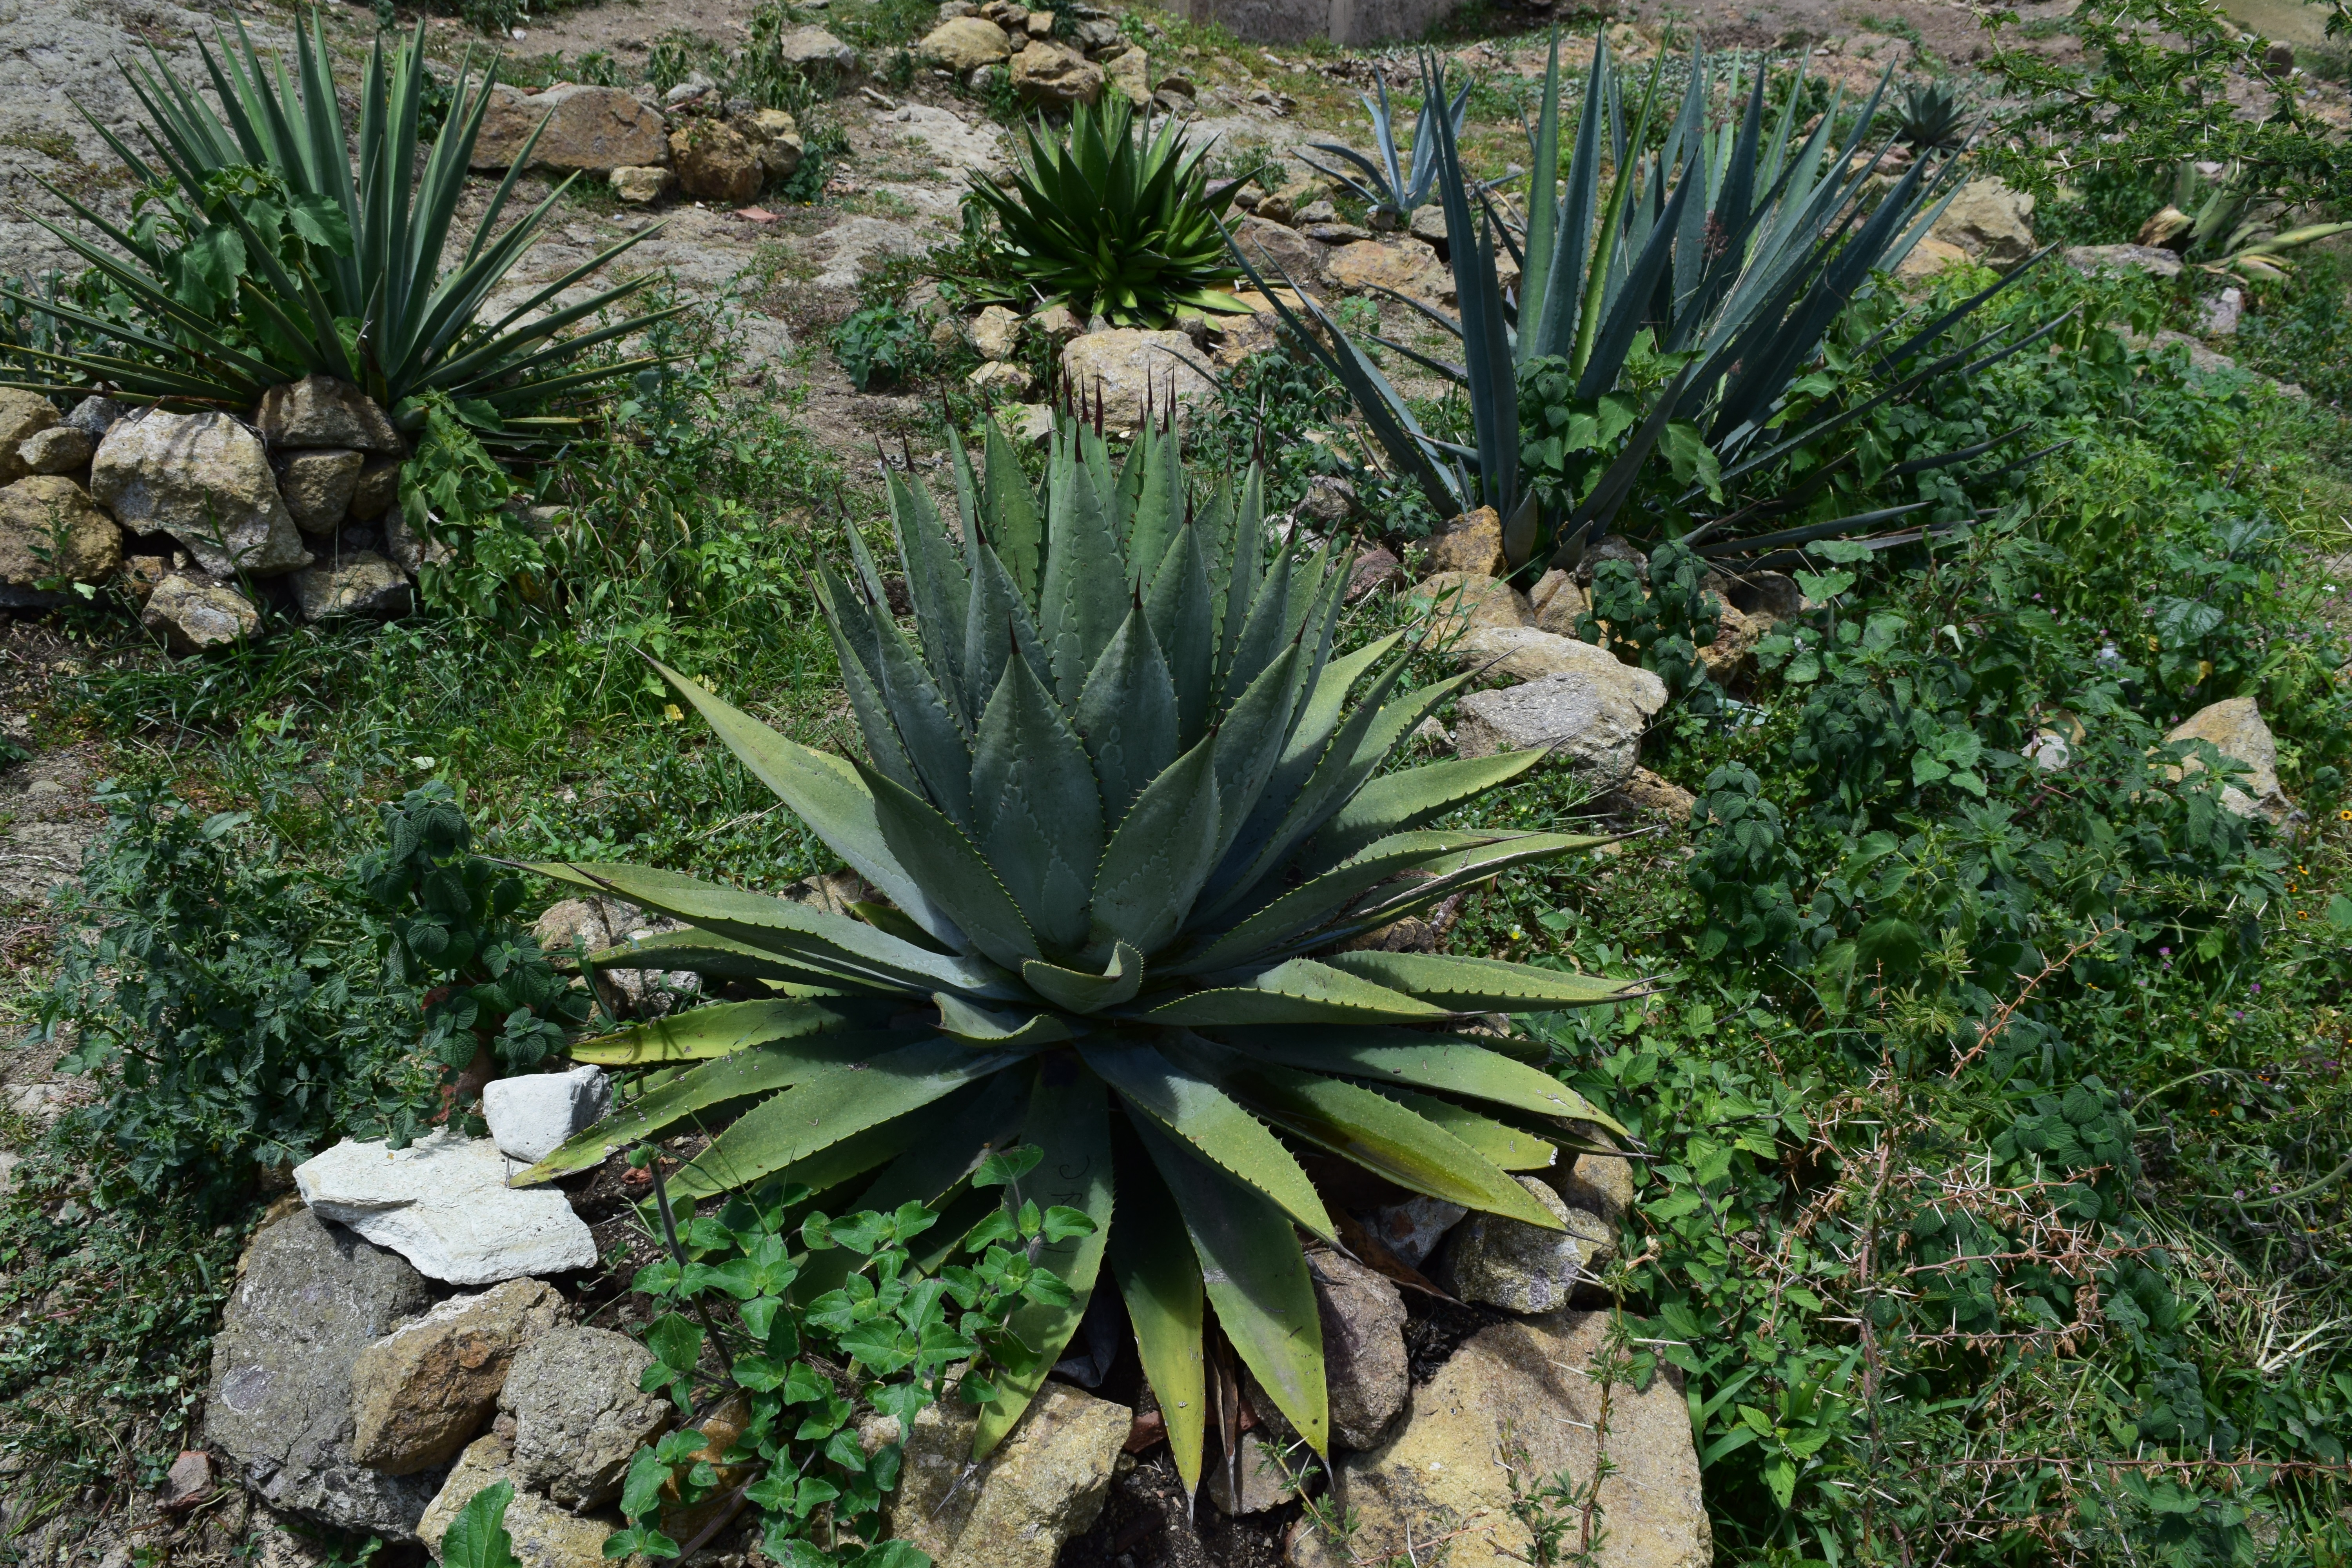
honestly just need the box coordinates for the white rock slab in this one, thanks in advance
[295,1132,596,1286]
[483,1065,612,1165]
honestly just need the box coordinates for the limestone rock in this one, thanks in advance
[1012,40,1104,106]
[1455,626,1636,686]
[1310,1251,1408,1450]
[768,25,858,72]
[204,1209,440,1538]
[471,84,672,175]
[1327,238,1450,302]
[2201,286,2242,337]
[1928,178,2035,267]
[1530,568,1588,635]
[1253,178,1323,226]
[2065,243,2183,280]
[1060,329,1214,428]
[93,411,311,577]
[66,396,126,439]
[917,16,1012,69]
[349,1279,570,1475]
[1454,663,1669,782]
[1425,505,1505,574]
[1205,1428,1297,1514]
[887,1381,1129,1567]
[1697,601,1766,682]
[1406,571,1533,635]
[2166,695,2298,828]
[1102,45,1150,106]
[294,1132,598,1286]
[1599,766,1695,824]
[670,120,762,204]
[1553,1136,1637,1222]
[1011,404,1055,446]
[0,475,120,586]
[483,1065,613,1164]
[1029,303,1082,346]
[418,1436,619,1568]
[972,303,1023,361]
[1441,1176,1613,1312]
[1364,1194,1467,1268]
[1346,545,1403,603]
[500,1327,675,1509]
[350,456,403,522]
[292,551,413,621]
[0,390,58,483]
[20,424,94,474]
[532,895,698,1017]
[610,165,674,204]
[280,449,365,534]
[1291,1311,1709,1568]
[1227,212,1327,290]
[968,359,1035,399]
[1894,236,1969,282]
[1410,203,1447,246]
[143,573,261,655]
[385,509,450,576]
[257,377,405,455]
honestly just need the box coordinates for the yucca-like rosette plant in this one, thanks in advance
[515,407,1636,1485]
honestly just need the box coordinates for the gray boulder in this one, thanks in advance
[499,1327,674,1509]
[20,425,94,475]
[292,551,412,621]
[91,410,311,577]
[1310,1251,1408,1450]
[1439,1175,1613,1315]
[0,476,119,587]
[142,573,261,655]
[294,1131,598,1285]
[65,396,124,438]
[256,377,405,455]
[203,1209,441,1538]
[1453,662,1668,782]
[280,449,365,533]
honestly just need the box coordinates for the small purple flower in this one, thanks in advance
[2235,1189,2247,1199]
[2159,947,2171,957]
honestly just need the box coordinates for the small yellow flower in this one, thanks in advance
[664,703,685,722]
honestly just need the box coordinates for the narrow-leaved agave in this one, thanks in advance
[516,405,1636,1484]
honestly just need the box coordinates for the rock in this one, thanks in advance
[0,475,120,586]
[1011,40,1104,105]
[143,573,261,655]
[1719,567,1802,621]
[1928,178,2035,267]
[1060,329,1214,428]
[92,411,311,577]
[1696,601,1766,683]
[1296,198,1338,225]
[256,377,405,455]
[349,1279,570,1474]
[1406,571,1533,635]
[279,449,365,534]
[918,16,1012,69]
[418,1436,619,1568]
[1254,178,1323,226]
[888,1381,1130,1568]
[741,109,805,180]
[2064,243,2184,280]
[19,425,93,474]
[1071,15,1125,52]
[768,25,858,72]
[384,509,450,577]
[1029,303,1082,346]
[610,165,674,204]
[294,1132,599,1285]
[1410,204,1447,246]
[1454,626,1639,686]
[1425,505,1506,574]
[1205,1428,1297,1514]
[532,896,699,1017]
[1454,664,1669,782]
[349,456,403,522]
[1290,1311,1709,1568]
[0,390,58,483]
[1102,45,1150,106]
[1441,1176,1612,1312]
[971,304,1024,361]
[1310,1251,1408,1450]
[1303,221,1374,244]
[471,84,673,174]
[1552,1137,1637,1221]
[483,1065,612,1164]
[1295,475,1357,528]
[154,1449,212,1514]
[968,359,1035,399]
[1531,568,1589,635]
[292,551,413,621]
[204,1209,440,1538]
[1364,1194,1467,1267]
[2166,696,2298,828]
[1894,237,1969,281]
[1011,405,1055,446]
[1599,766,1695,823]
[1227,212,1327,290]
[500,1328,674,1509]
[670,120,763,204]
[1326,238,1450,301]
[2201,286,2243,337]
[1346,546,1402,603]
[65,395,125,439]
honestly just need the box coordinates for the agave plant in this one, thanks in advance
[1894,77,1969,152]
[2138,160,2352,280]
[0,12,677,435]
[1298,65,1472,227]
[966,95,1253,328]
[515,406,1634,1483]
[1236,35,2043,571]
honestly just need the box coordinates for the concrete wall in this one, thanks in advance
[1145,0,1461,47]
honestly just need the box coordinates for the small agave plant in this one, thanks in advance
[516,405,1637,1486]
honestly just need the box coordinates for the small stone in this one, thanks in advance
[1365,1194,1466,1267]
[1011,404,1055,447]
[470,83,673,174]
[1060,329,1215,428]
[483,1065,612,1163]
[142,573,261,656]
[1927,177,2035,267]
[967,359,1036,399]
[670,120,763,204]
[1028,302,1082,345]
[1453,664,1669,782]
[1296,475,1357,527]
[887,1381,1130,1568]
[971,303,1024,361]
[2063,243,2183,280]
[1205,1428,1297,1514]
[1227,213,1328,291]
[1409,204,1447,245]
[18,425,93,475]
[1405,571,1532,636]
[610,165,674,203]
[418,1436,621,1568]
[1070,14,1125,52]
[742,109,804,180]
[916,15,1012,70]
[1296,197,1338,225]
[348,1278,569,1474]
[1011,40,1105,106]
[1441,1176,1612,1313]
[1452,626,1636,686]
[1425,505,1505,574]
[292,551,413,621]
[294,1131,598,1285]
[65,395,125,439]
[1599,766,1695,823]
[257,377,405,455]
[0,390,58,484]
[93,411,312,577]
[159,1450,214,1514]
[2166,695,2298,828]
[2201,285,2243,337]
[1253,178,1322,226]
[383,508,448,577]
[1528,568,1586,634]
[348,456,403,521]
[1310,1251,1408,1450]
[280,449,366,534]
[1552,1136,1637,1221]
[1026,8,1053,33]
[1302,221,1374,243]
[1156,70,1194,94]
[1102,45,1150,106]
[1345,546,1402,604]
[0,475,120,587]
[501,1327,675,1509]
[771,24,859,71]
